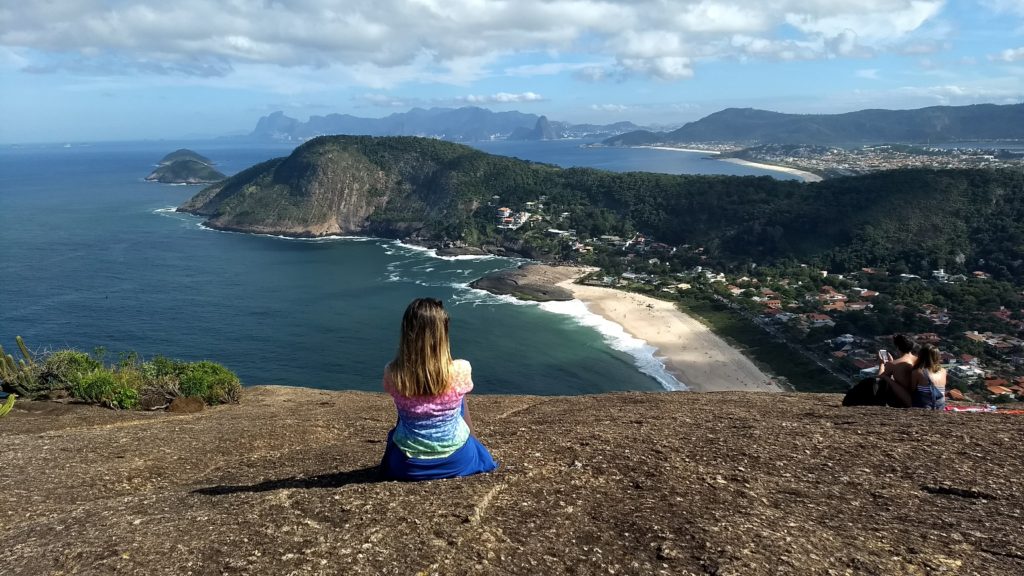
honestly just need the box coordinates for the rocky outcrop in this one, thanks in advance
[508,115,558,141]
[469,264,580,301]
[3,386,1021,575]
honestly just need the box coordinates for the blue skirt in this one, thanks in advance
[380,430,498,481]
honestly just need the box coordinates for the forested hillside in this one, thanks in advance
[179,136,1024,281]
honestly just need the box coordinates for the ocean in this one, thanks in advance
[0,139,790,395]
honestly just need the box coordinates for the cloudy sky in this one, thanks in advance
[2,0,1023,143]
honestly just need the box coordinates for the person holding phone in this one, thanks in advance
[876,334,917,408]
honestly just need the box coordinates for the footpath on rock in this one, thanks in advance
[2,387,1022,575]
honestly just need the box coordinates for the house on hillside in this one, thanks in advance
[805,313,835,328]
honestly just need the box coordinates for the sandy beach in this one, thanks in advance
[475,264,781,392]
[641,145,722,155]
[560,280,782,392]
[471,264,782,392]
[717,157,823,182]
[633,145,823,183]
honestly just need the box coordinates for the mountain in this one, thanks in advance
[507,116,559,140]
[247,107,641,142]
[178,135,1024,280]
[147,150,225,184]
[604,103,1024,146]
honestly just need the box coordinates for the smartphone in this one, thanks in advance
[878,349,892,362]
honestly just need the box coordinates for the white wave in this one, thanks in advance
[388,240,501,261]
[449,286,538,307]
[537,299,688,392]
[152,207,179,214]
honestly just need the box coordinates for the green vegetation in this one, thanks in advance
[0,336,40,398]
[0,393,15,418]
[159,148,213,166]
[0,338,242,410]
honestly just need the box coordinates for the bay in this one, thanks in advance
[0,139,788,395]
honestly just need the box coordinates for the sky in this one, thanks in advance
[2,0,1024,143]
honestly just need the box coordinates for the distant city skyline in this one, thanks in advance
[2,0,1024,143]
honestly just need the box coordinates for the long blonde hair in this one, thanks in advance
[388,298,453,397]
[914,344,943,374]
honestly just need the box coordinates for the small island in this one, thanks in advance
[146,149,226,184]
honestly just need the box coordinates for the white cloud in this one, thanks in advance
[459,92,545,104]
[0,0,946,85]
[856,68,880,80]
[355,93,415,108]
[504,61,609,77]
[590,103,631,112]
[890,83,1022,105]
[993,47,1024,62]
[981,0,1024,16]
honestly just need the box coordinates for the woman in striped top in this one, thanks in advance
[911,344,947,410]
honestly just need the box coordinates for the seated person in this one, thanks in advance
[875,334,918,408]
[380,298,498,481]
[911,344,947,410]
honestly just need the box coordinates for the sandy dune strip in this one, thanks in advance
[717,157,824,182]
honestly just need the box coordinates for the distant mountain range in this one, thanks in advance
[246,107,646,142]
[604,103,1024,146]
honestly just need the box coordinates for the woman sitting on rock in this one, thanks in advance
[380,297,498,481]
[911,344,947,410]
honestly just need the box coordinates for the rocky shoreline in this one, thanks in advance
[469,264,590,302]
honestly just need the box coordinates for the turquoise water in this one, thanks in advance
[0,139,786,394]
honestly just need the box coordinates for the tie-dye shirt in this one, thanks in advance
[384,359,474,459]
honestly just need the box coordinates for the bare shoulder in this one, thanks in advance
[451,359,474,393]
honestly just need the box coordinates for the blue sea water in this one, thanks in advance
[0,139,788,395]
[473,139,804,178]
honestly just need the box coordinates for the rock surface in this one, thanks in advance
[2,387,1023,575]
[469,264,582,301]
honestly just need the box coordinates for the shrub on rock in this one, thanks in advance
[2,337,242,410]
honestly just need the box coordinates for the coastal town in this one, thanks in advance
[479,194,1024,402]
[718,143,1024,178]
